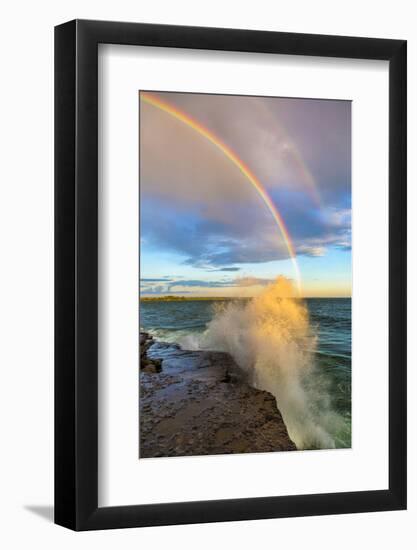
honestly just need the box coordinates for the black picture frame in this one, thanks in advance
[55,19,407,531]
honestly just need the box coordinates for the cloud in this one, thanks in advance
[140,276,239,295]
[142,92,350,204]
[141,284,168,295]
[141,198,290,268]
[168,279,233,289]
[285,205,351,257]
[141,196,351,269]
[235,276,271,287]
[140,274,276,295]
[140,92,351,270]
[142,202,351,272]
[212,267,240,272]
[297,245,326,257]
[140,277,172,282]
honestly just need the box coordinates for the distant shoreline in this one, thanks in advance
[140,295,351,302]
[140,295,241,302]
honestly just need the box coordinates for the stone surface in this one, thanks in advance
[139,340,296,458]
[140,332,162,372]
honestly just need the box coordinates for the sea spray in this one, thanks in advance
[188,277,346,450]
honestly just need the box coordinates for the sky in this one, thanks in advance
[140,91,351,298]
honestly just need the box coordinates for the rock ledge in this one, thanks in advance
[139,333,296,458]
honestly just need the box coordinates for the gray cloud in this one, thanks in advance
[140,277,172,282]
[140,277,234,295]
[297,245,326,257]
[140,92,351,269]
[141,200,351,269]
[211,267,240,272]
[140,274,274,295]
[142,92,350,205]
[235,276,271,287]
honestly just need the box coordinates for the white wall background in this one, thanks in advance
[0,0,414,548]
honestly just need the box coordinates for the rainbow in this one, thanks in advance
[255,100,321,207]
[140,92,302,295]
[286,144,321,207]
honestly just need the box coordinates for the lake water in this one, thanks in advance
[140,297,351,449]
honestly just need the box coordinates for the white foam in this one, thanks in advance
[196,277,348,449]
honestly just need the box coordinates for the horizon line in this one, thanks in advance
[140,294,352,300]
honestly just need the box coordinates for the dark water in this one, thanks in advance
[307,298,351,426]
[140,298,351,447]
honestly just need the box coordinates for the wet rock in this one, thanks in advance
[139,341,296,458]
[142,361,162,374]
[139,332,149,346]
[140,332,163,372]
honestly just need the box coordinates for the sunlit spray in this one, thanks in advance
[190,277,346,449]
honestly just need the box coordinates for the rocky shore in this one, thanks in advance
[139,332,296,458]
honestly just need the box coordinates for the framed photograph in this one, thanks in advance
[55,20,406,530]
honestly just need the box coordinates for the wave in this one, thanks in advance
[180,276,349,450]
[142,326,204,344]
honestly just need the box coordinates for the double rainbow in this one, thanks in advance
[140,92,302,295]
